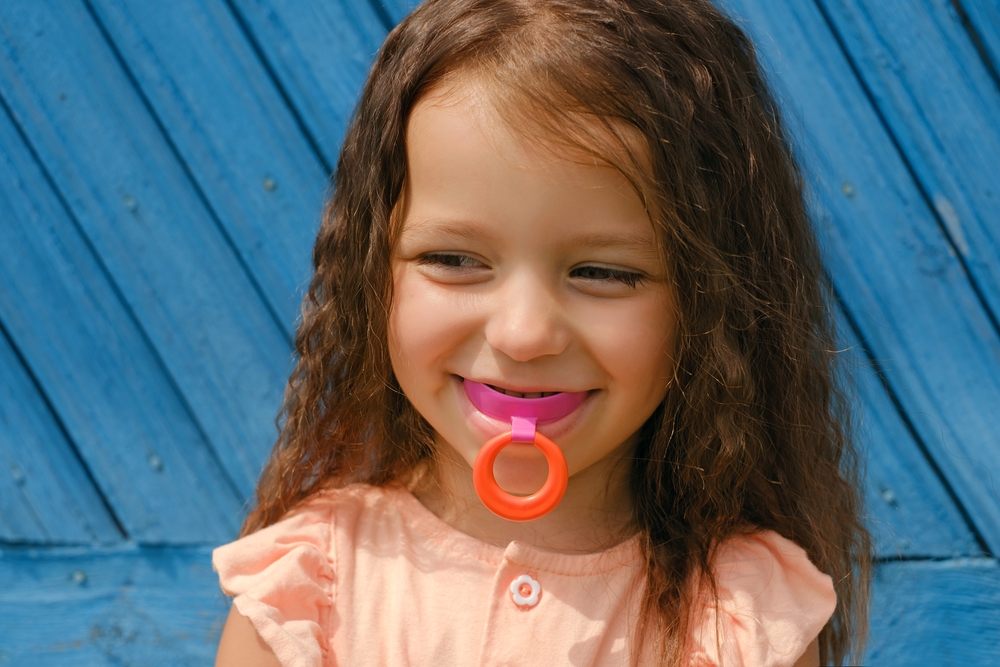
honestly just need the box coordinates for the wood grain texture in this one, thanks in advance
[817,0,1000,337]
[229,0,389,169]
[0,548,996,666]
[88,0,329,331]
[0,329,121,545]
[839,314,981,559]
[721,0,1000,554]
[960,0,1000,75]
[374,0,420,25]
[0,97,244,543]
[866,558,1000,665]
[0,545,228,666]
[0,0,291,501]
[0,0,996,661]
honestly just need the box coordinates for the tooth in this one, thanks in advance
[488,385,567,398]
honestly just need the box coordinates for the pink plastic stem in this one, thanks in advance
[510,416,537,443]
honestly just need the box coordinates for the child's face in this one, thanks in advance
[389,81,677,494]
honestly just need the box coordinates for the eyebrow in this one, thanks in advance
[557,230,657,251]
[400,218,657,251]
[400,219,496,244]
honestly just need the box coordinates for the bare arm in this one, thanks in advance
[791,638,820,667]
[215,605,282,667]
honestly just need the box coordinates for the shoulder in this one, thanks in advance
[688,530,836,667]
[211,483,401,667]
[213,483,405,577]
[710,530,836,611]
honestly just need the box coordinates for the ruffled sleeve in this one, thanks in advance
[687,530,837,667]
[213,494,336,667]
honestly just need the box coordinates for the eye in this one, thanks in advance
[417,253,486,269]
[570,265,644,288]
[414,253,491,284]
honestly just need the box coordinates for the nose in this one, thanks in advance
[484,271,571,362]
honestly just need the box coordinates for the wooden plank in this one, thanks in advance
[960,1,1000,76]
[719,0,1000,553]
[0,545,227,666]
[817,0,1000,333]
[0,0,291,501]
[1,552,996,666]
[0,329,121,545]
[840,314,981,559]
[374,0,420,25]
[228,0,389,168]
[866,558,1000,665]
[0,102,242,543]
[88,0,329,330]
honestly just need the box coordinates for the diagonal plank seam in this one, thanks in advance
[224,0,335,176]
[82,0,294,346]
[0,78,246,533]
[835,290,992,558]
[951,0,1000,95]
[367,0,399,34]
[811,0,1000,345]
[0,291,127,543]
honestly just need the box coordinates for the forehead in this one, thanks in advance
[402,79,655,247]
[408,74,647,177]
[407,79,558,179]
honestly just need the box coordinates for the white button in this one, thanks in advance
[509,574,541,608]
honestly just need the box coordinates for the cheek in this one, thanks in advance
[389,267,472,384]
[390,270,436,376]
[588,292,677,394]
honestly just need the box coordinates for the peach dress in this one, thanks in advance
[213,484,835,666]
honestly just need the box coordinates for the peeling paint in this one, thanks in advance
[934,193,970,257]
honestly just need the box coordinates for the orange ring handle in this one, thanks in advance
[472,430,568,522]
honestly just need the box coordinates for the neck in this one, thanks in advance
[411,436,637,554]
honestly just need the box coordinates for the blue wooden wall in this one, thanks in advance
[0,0,998,664]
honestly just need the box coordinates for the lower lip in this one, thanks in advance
[455,377,593,442]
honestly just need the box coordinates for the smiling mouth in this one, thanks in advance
[463,379,589,425]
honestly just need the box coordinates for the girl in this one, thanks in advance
[213,0,870,665]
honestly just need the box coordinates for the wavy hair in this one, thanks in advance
[242,0,871,663]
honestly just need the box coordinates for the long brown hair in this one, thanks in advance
[243,0,870,663]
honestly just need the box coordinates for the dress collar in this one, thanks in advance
[381,483,643,576]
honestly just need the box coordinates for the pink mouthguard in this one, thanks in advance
[463,379,587,442]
